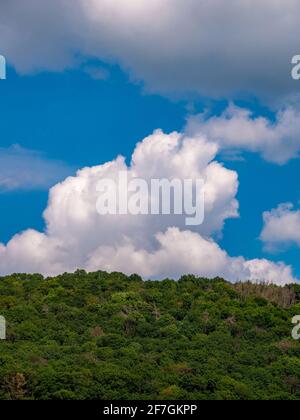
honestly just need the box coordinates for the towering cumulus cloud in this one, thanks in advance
[1,0,300,100]
[0,129,296,285]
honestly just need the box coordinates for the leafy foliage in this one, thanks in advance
[0,271,299,400]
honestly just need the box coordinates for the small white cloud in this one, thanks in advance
[244,258,296,286]
[186,104,300,164]
[261,203,300,250]
[0,145,74,192]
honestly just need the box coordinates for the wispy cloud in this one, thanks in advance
[0,145,74,192]
[83,64,110,81]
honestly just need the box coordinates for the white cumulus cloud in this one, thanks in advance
[186,105,300,164]
[0,129,296,285]
[261,203,300,250]
[87,227,296,285]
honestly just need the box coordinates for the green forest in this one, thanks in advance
[0,270,300,400]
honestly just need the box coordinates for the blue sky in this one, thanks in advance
[0,1,300,284]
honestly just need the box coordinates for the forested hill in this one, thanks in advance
[0,270,300,400]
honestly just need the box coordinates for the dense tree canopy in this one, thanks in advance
[0,270,299,400]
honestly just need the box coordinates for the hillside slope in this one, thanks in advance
[0,271,300,400]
